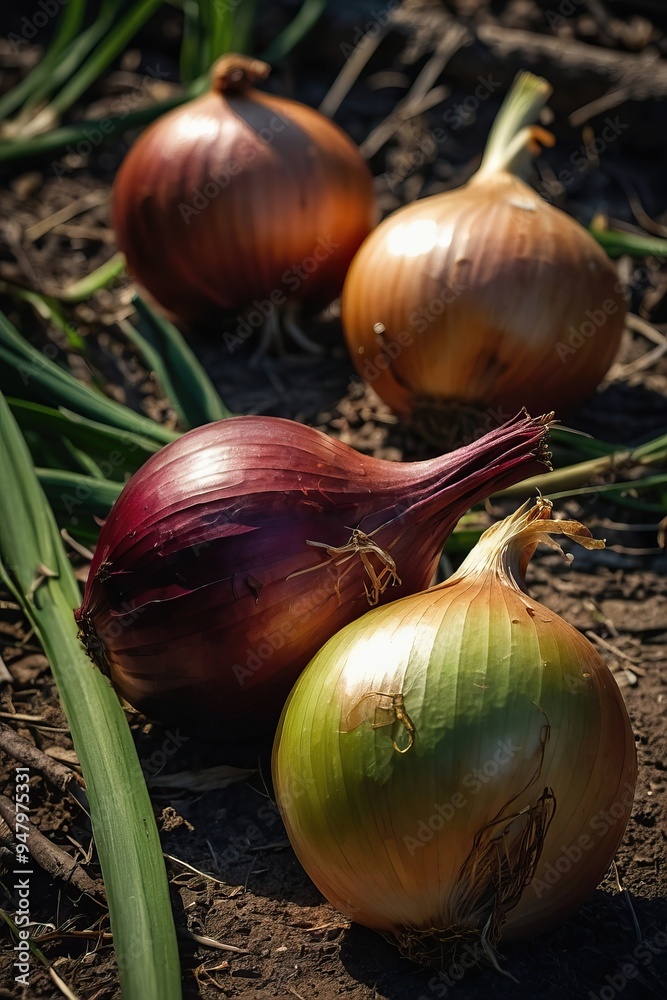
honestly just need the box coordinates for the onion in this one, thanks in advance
[75,412,551,733]
[341,72,627,442]
[112,54,376,325]
[273,499,636,967]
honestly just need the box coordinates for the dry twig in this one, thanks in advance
[0,722,84,795]
[0,795,103,899]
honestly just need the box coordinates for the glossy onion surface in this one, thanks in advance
[75,413,551,733]
[113,56,376,323]
[343,156,626,421]
[274,502,636,960]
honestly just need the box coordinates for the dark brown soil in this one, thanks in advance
[0,1,666,998]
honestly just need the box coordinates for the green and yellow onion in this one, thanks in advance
[273,499,636,969]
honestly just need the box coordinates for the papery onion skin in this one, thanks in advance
[74,413,551,733]
[273,501,636,960]
[341,74,627,426]
[112,54,376,324]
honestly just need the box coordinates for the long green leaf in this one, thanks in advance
[119,319,190,428]
[26,0,163,135]
[261,0,327,62]
[497,437,667,500]
[590,227,667,259]
[37,467,122,545]
[8,399,159,475]
[548,425,618,460]
[58,252,127,303]
[0,280,85,351]
[24,425,85,477]
[0,0,89,123]
[230,0,259,54]
[0,393,181,999]
[0,90,200,163]
[0,909,79,997]
[36,467,122,510]
[9,0,119,133]
[132,296,232,424]
[545,471,667,503]
[39,0,88,61]
[0,310,177,446]
[179,0,204,83]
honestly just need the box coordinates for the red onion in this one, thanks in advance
[75,413,551,732]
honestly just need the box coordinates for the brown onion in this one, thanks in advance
[113,54,376,324]
[342,72,627,441]
[75,412,551,735]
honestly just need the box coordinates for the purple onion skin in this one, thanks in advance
[75,413,550,731]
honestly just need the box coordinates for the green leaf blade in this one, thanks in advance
[0,392,181,999]
[0,310,177,446]
[132,296,233,425]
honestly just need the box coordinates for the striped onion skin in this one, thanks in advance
[341,74,626,427]
[273,500,636,966]
[74,412,551,732]
[112,55,376,324]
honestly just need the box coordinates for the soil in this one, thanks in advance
[0,1,666,999]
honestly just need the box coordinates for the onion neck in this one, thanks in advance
[471,71,554,185]
[359,411,552,537]
[211,53,270,95]
[447,497,604,593]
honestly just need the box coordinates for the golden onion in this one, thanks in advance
[273,499,636,968]
[341,73,627,442]
[113,54,376,326]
